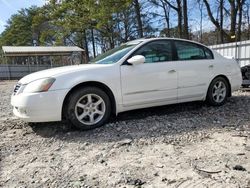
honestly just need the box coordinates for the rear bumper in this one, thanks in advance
[11,89,69,122]
[229,72,242,92]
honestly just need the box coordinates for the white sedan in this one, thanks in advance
[11,38,242,130]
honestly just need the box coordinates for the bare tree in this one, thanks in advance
[197,0,204,42]
[246,2,250,39]
[133,0,144,38]
[219,0,224,43]
[182,0,189,39]
[163,0,183,38]
[90,29,96,58]
[149,0,171,37]
[228,0,237,39]
[204,0,232,42]
[237,0,246,41]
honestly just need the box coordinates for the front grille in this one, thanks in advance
[13,83,21,95]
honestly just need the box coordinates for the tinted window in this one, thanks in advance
[133,40,173,63]
[175,41,206,60]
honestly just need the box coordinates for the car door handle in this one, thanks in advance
[209,65,214,68]
[168,70,176,73]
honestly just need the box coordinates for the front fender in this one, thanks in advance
[50,65,122,114]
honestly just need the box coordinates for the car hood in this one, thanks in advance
[19,64,108,84]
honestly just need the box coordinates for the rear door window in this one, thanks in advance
[175,41,207,60]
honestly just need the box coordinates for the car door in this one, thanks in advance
[173,40,215,102]
[120,40,178,107]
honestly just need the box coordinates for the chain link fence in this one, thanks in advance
[0,64,62,80]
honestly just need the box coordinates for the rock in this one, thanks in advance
[30,157,37,163]
[233,165,246,171]
[167,179,177,184]
[79,176,85,181]
[71,180,82,188]
[98,159,106,164]
[116,126,122,131]
[126,178,145,186]
[54,147,61,151]
[79,146,85,150]
[156,164,164,168]
[18,164,25,168]
[113,139,132,148]
[83,142,90,146]
[153,172,159,176]
[162,178,168,182]
[22,131,31,136]
[245,146,250,151]
[42,178,49,183]
[66,132,72,136]
[236,153,245,155]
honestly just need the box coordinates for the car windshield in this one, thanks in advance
[90,42,141,64]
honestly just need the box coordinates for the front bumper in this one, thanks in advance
[11,89,69,122]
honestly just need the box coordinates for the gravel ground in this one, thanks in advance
[0,80,249,188]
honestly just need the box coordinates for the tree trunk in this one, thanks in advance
[200,10,203,42]
[162,1,170,37]
[109,26,115,49]
[91,28,96,58]
[183,0,189,39]
[178,14,182,38]
[247,5,250,40]
[203,0,231,41]
[237,2,242,41]
[237,0,246,41]
[123,11,129,42]
[220,0,224,43]
[177,0,182,38]
[83,30,89,63]
[229,0,237,40]
[198,0,203,42]
[134,0,144,38]
[163,0,182,38]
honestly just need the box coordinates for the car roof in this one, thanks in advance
[126,37,209,48]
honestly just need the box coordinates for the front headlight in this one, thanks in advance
[23,78,56,93]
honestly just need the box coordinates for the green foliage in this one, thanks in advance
[31,4,56,45]
[46,0,132,44]
[0,6,40,46]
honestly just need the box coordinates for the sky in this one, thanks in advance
[0,0,46,33]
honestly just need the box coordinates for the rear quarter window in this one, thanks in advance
[175,41,213,60]
[204,47,214,59]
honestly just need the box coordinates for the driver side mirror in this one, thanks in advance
[127,55,145,65]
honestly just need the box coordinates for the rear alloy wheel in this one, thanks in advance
[206,77,229,106]
[66,87,111,130]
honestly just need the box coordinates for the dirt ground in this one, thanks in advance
[0,80,249,188]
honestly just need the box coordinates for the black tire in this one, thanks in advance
[65,87,111,130]
[206,77,229,106]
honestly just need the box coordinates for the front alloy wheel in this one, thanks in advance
[66,87,111,130]
[75,94,106,125]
